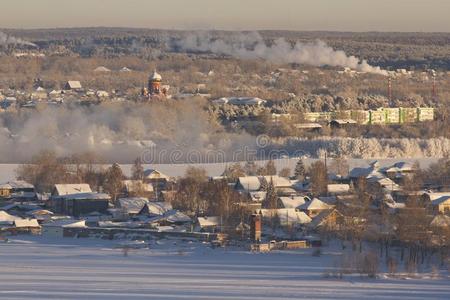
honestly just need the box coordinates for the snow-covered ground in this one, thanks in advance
[0,236,449,299]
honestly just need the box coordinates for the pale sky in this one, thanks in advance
[0,0,449,32]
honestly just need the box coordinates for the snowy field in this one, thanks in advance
[0,236,449,299]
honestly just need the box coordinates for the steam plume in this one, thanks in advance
[0,31,37,47]
[172,32,387,75]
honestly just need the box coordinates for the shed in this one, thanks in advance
[42,219,86,238]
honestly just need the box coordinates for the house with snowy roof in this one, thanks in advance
[299,198,333,218]
[422,192,450,214]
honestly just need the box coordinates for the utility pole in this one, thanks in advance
[387,76,393,103]
[431,70,437,99]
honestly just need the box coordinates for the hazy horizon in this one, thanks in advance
[0,0,449,32]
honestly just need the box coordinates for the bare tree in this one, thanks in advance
[16,150,73,193]
[278,167,291,178]
[104,163,125,204]
[309,161,328,196]
[131,157,144,180]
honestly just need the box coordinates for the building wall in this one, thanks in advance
[302,107,434,125]
[0,188,11,198]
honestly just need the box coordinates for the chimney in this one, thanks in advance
[250,213,262,242]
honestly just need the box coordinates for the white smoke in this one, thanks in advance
[0,31,37,47]
[173,32,387,75]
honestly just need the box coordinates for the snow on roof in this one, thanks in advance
[384,200,406,209]
[0,183,11,189]
[27,209,54,216]
[262,176,292,188]
[237,176,261,191]
[308,209,338,228]
[258,209,311,225]
[120,67,132,72]
[118,197,149,214]
[327,184,350,194]
[143,169,169,180]
[279,196,309,209]
[49,90,62,95]
[140,202,172,216]
[249,191,267,202]
[385,162,415,173]
[376,177,397,187]
[301,198,332,211]
[54,192,111,201]
[366,171,386,181]
[66,81,82,89]
[3,181,34,190]
[151,70,162,81]
[227,97,267,106]
[122,180,154,193]
[0,210,22,222]
[294,123,323,129]
[424,192,450,206]
[14,219,40,228]
[53,184,92,196]
[165,211,192,223]
[197,216,220,227]
[94,66,111,72]
[43,219,86,228]
[237,176,291,192]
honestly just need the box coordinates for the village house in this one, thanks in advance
[64,81,82,91]
[422,192,450,214]
[118,197,149,217]
[50,184,110,217]
[0,181,36,201]
[278,195,310,209]
[138,201,173,217]
[299,198,333,218]
[235,176,292,193]
[143,169,170,193]
[196,216,221,232]
[384,162,417,180]
[42,219,87,238]
[256,208,312,227]
[327,184,350,195]
[0,210,40,234]
[52,184,92,196]
[122,180,154,198]
[308,209,345,232]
